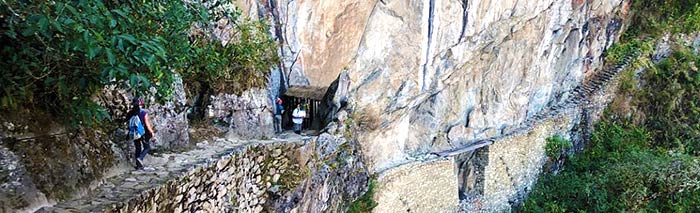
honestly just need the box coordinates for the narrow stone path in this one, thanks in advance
[436,53,638,157]
[39,135,310,212]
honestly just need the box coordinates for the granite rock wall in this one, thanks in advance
[207,89,275,140]
[238,0,631,173]
[346,0,630,173]
[95,75,190,150]
[0,126,115,213]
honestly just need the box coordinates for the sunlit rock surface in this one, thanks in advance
[207,89,275,139]
[345,0,627,172]
[239,0,628,172]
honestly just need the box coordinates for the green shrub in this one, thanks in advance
[617,69,637,94]
[604,0,700,81]
[638,47,700,155]
[524,41,700,212]
[522,120,700,212]
[347,179,378,213]
[545,134,572,160]
[624,0,700,39]
[0,0,277,126]
[521,2,700,211]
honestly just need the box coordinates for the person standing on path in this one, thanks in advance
[274,98,284,133]
[127,97,156,169]
[292,104,306,134]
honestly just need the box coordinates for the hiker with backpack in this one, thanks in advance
[127,97,155,170]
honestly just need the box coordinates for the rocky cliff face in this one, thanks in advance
[245,0,629,172]
[95,76,190,149]
[207,89,275,139]
[347,0,628,172]
[233,0,632,210]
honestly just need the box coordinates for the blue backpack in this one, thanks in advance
[128,113,145,140]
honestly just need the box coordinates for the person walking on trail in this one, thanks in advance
[274,98,285,134]
[292,104,306,134]
[127,97,156,170]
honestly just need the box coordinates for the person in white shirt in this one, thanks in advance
[292,104,306,134]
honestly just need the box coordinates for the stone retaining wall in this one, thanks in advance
[39,132,369,213]
[373,159,458,213]
[478,118,573,211]
[454,116,578,212]
[105,142,307,212]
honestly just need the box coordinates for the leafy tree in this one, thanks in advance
[0,0,277,126]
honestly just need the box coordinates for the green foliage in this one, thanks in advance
[524,47,700,211]
[624,0,700,39]
[0,0,277,126]
[522,120,700,212]
[524,2,700,205]
[617,68,637,94]
[521,2,700,212]
[347,178,378,213]
[545,134,572,160]
[638,47,700,155]
[604,0,699,85]
[602,39,653,95]
[605,38,654,63]
[603,1,700,154]
[343,116,355,140]
[182,17,278,94]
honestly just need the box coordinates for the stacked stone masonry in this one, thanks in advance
[39,138,310,212]
[38,129,370,213]
[480,118,572,211]
[373,159,459,213]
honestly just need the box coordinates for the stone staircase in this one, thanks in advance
[436,52,639,157]
[38,135,311,213]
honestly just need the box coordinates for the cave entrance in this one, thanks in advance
[281,86,328,134]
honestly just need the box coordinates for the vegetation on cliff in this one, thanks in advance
[523,117,700,211]
[522,0,700,211]
[347,178,378,213]
[544,135,572,160]
[605,0,700,65]
[624,0,700,40]
[0,0,277,126]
